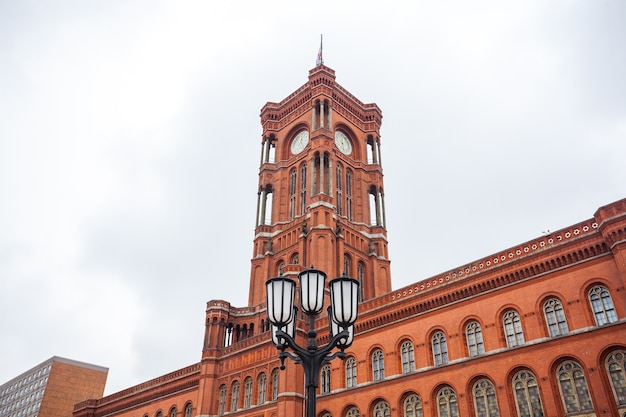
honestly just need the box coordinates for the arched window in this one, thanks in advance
[503,310,525,347]
[343,253,351,276]
[466,321,485,357]
[321,413,332,417]
[432,331,449,366]
[321,364,331,394]
[300,162,307,215]
[512,370,543,417]
[589,285,618,325]
[156,411,163,417]
[243,377,253,409]
[606,349,626,408]
[357,262,365,303]
[184,403,192,417]
[257,372,267,404]
[403,394,423,417]
[544,298,569,337]
[373,400,390,417]
[336,163,343,216]
[169,407,177,417]
[401,340,416,374]
[346,169,353,221]
[230,381,240,412]
[270,368,279,401]
[289,168,297,220]
[372,349,385,381]
[292,253,299,265]
[556,360,593,414]
[346,407,360,417]
[472,379,499,417]
[218,384,226,416]
[436,386,459,417]
[346,357,357,388]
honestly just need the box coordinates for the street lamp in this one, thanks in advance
[266,268,359,417]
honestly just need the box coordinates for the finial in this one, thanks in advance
[316,34,323,66]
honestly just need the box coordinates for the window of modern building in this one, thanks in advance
[556,360,594,414]
[473,379,500,417]
[466,321,485,357]
[400,340,416,374]
[589,285,618,325]
[436,386,459,417]
[346,407,360,417]
[373,400,390,417]
[544,298,569,337]
[271,368,279,401]
[320,364,331,394]
[169,406,177,417]
[243,377,253,409]
[432,331,449,366]
[184,403,192,417]
[503,310,525,347]
[230,381,239,412]
[257,373,267,404]
[346,357,357,388]
[512,370,543,417]
[606,349,626,408]
[403,394,423,417]
[372,349,385,381]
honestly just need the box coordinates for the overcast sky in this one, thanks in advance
[1,1,625,395]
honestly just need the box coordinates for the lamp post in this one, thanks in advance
[266,268,359,417]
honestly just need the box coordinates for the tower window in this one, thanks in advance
[300,162,307,214]
[346,169,353,221]
[289,168,297,220]
[336,163,343,216]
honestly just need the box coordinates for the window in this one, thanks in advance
[401,340,416,374]
[606,349,626,407]
[466,321,485,357]
[346,407,360,417]
[373,401,390,417]
[357,262,365,303]
[321,364,331,394]
[270,368,279,401]
[556,360,593,414]
[289,168,297,220]
[156,411,163,417]
[346,357,357,388]
[169,407,177,417]
[300,163,307,215]
[436,386,459,417]
[544,298,569,337]
[473,379,499,417]
[336,163,343,216]
[589,285,618,325]
[346,169,353,221]
[230,381,239,412]
[217,385,226,416]
[432,331,449,366]
[243,377,253,409]
[344,254,351,276]
[512,370,543,417]
[257,373,267,404]
[372,349,385,381]
[503,310,525,347]
[403,394,423,417]
[184,403,192,417]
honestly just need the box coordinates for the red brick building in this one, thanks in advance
[1,356,107,417]
[74,65,626,417]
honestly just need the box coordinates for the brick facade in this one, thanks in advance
[73,67,626,417]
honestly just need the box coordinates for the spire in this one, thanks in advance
[316,34,323,66]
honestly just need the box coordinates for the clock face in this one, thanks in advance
[290,130,309,154]
[334,131,352,155]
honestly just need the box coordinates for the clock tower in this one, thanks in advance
[249,65,391,306]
